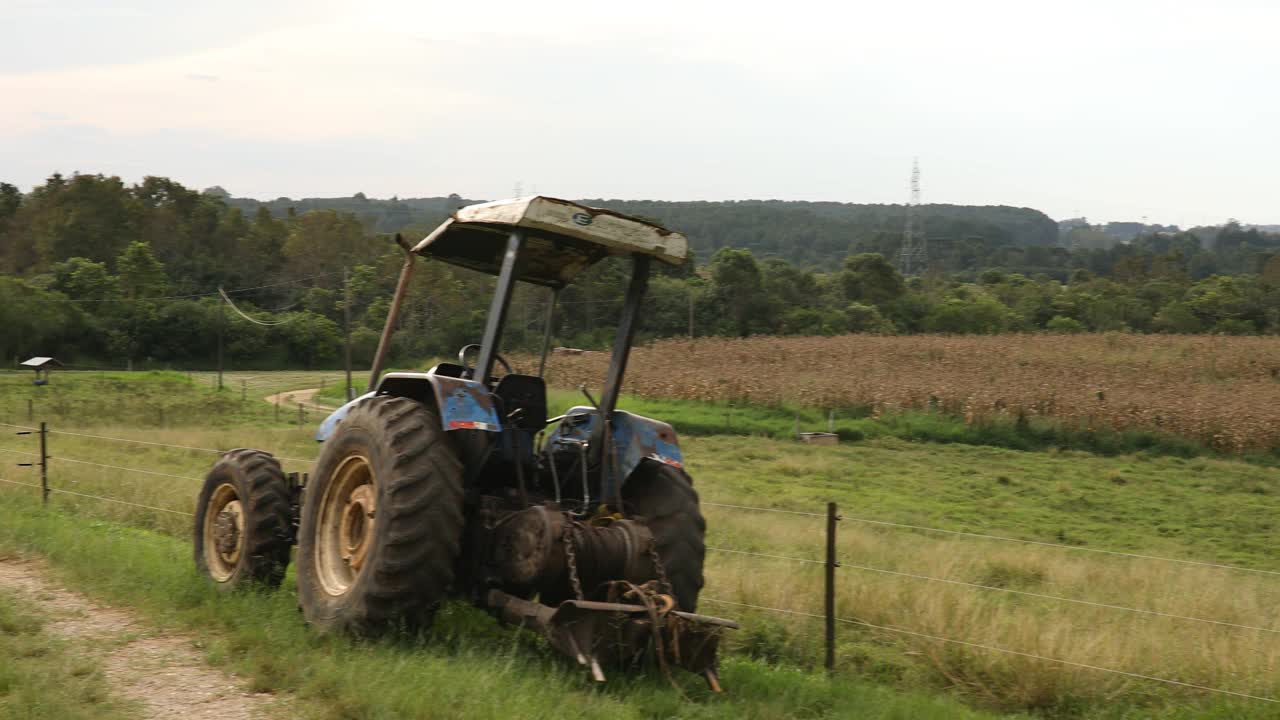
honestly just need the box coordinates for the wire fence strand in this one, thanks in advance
[0,422,38,430]
[0,477,41,490]
[48,456,203,482]
[842,514,1280,577]
[704,499,1280,578]
[702,501,825,518]
[834,615,1280,705]
[45,430,225,454]
[36,429,315,466]
[0,447,40,457]
[700,597,1279,705]
[706,546,825,565]
[43,487,193,517]
[838,560,1280,635]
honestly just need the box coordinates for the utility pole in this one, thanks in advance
[343,266,353,402]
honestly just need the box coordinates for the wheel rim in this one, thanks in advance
[202,483,245,582]
[316,454,377,596]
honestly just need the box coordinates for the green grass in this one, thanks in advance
[0,586,133,720]
[0,499,1019,720]
[690,435,1280,570]
[7,370,1280,717]
[0,370,349,429]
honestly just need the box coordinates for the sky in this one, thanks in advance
[2,0,1277,228]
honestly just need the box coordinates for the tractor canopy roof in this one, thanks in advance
[411,196,688,288]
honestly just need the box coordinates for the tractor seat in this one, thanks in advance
[493,374,547,432]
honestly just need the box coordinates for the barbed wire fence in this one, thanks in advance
[2,418,1280,706]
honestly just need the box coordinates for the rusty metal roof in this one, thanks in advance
[411,196,688,288]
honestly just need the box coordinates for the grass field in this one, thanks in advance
[3,370,1280,718]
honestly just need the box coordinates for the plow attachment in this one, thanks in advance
[487,589,738,690]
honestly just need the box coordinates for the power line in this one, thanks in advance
[59,271,347,304]
[219,287,289,326]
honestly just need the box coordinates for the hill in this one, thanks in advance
[225,193,1059,267]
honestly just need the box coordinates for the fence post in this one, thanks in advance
[19,423,48,505]
[298,403,304,425]
[39,422,48,506]
[825,501,841,672]
[241,380,247,402]
[27,398,33,422]
[274,397,280,422]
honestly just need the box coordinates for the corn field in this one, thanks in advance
[541,334,1280,452]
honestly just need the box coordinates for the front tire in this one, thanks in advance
[296,396,465,635]
[193,449,292,591]
[623,461,706,612]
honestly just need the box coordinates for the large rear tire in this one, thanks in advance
[193,449,292,591]
[623,461,706,612]
[296,396,465,635]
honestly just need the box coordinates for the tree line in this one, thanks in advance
[2,173,1278,370]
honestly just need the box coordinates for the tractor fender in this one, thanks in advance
[546,406,684,486]
[315,372,501,442]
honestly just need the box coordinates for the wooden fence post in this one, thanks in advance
[39,422,47,506]
[825,501,841,671]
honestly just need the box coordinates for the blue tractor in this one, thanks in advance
[193,197,735,688]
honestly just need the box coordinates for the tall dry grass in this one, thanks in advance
[705,504,1280,709]
[540,334,1280,452]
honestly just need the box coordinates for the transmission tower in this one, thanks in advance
[897,159,928,275]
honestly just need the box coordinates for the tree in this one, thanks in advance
[1151,301,1204,333]
[1046,315,1085,333]
[708,248,764,337]
[0,277,90,361]
[840,253,905,307]
[116,241,169,299]
[924,291,1011,334]
[51,257,117,302]
[276,312,341,369]
[282,210,369,279]
[845,303,895,333]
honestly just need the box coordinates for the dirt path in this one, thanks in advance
[0,558,287,720]
[263,388,336,413]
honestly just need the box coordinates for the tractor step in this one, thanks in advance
[486,589,737,690]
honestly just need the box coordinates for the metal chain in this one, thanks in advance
[562,520,585,600]
[648,537,672,597]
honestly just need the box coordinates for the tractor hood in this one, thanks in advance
[411,196,688,288]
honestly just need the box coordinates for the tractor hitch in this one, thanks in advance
[486,588,737,690]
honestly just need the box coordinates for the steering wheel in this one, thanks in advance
[457,344,514,378]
